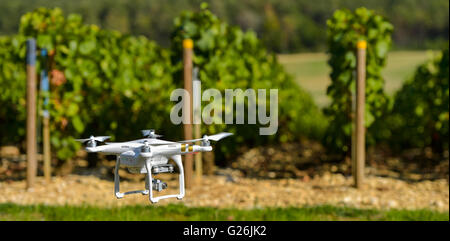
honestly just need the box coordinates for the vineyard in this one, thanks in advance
[0,7,327,162]
[0,4,448,221]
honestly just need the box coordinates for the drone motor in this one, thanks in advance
[141,140,151,153]
[75,135,111,148]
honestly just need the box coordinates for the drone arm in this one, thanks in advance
[187,145,212,153]
[148,144,211,157]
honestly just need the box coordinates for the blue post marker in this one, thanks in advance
[26,39,36,66]
[26,39,37,189]
[40,48,52,182]
[40,49,49,116]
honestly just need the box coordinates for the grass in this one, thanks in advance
[278,51,434,108]
[0,203,448,221]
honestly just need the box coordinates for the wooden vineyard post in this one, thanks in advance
[193,67,202,181]
[183,39,194,189]
[40,48,51,182]
[26,39,37,189]
[354,40,367,189]
[43,117,51,182]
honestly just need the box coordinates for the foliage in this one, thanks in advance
[324,7,393,154]
[0,0,448,53]
[0,35,27,145]
[1,7,326,162]
[386,46,449,152]
[0,8,175,159]
[170,4,326,158]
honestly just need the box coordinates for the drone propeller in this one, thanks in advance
[141,129,163,138]
[178,132,233,146]
[75,136,110,147]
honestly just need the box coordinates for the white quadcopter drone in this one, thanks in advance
[75,130,232,203]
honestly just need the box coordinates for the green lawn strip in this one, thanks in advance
[0,203,447,221]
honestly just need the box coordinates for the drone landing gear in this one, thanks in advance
[114,157,152,199]
[144,155,185,203]
[114,157,124,199]
[114,155,185,203]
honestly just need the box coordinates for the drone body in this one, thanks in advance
[76,130,232,203]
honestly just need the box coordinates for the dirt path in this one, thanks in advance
[0,173,448,211]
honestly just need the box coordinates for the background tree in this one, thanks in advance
[0,0,448,53]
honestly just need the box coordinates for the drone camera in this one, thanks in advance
[150,179,168,192]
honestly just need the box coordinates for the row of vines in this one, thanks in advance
[387,46,449,153]
[0,6,326,161]
[324,7,449,156]
[325,8,392,154]
[0,6,447,163]
[1,8,175,160]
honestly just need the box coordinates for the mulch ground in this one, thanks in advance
[0,144,448,211]
[0,172,448,211]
